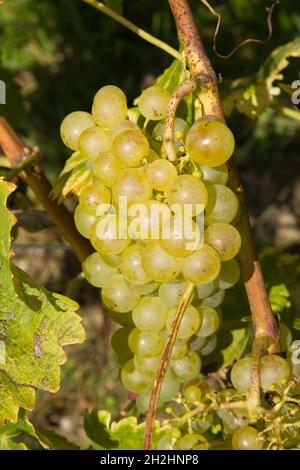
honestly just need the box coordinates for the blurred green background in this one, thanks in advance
[0,0,300,445]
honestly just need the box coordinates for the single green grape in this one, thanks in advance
[200,334,217,356]
[215,259,240,290]
[160,215,202,256]
[93,151,123,186]
[158,280,189,308]
[60,111,95,151]
[182,245,220,284]
[186,117,235,167]
[232,426,263,450]
[166,174,208,216]
[108,119,139,143]
[195,282,215,300]
[175,434,204,450]
[78,126,111,161]
[204,223,241,261]
[82,252,118,288]
[128,281,158,296]
[260,355,290,390]
[142,243,182,282]
[138,86,170,121]
[74,205,97,239]
[120,244,151,285]
[196,306,220,337]
[146,159,177,191]
[101,274,141,313]
[128,200,171,241]
[132,296,168,332]
[134,355,161,377]
[79,183,111,216]
[113,129,149,167]
[201,289,225,308]
[90,215,131,255]
[231,357,251,393]
[112,169,153,205]
[205,184,239,224]
[200,164,228,185]
[166,305,201,340]
[184,385,202,402]
[171,351,201,380]
[128,328,164,357]
[121,359,153,393]
[92,85,127,128]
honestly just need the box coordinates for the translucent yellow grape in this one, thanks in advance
[93,150,123,187]
[204,223,241,261]
[232,426,263,450]
[196,306,220,337]
[138,86,170,121]
[121,359,153,393]
[82,252,118,288]
[134,355,161,377]
[132,296,168,331]
[74,205,97,239]
[186,117,235,167]
[101,274,141,313]
[200,164,228,185]
[182,245,220,284]
[112,169,153,205]
[260,355,290,390]
[205,184,239,224]
[160,215,202,256]
[142,243,182,282]
[90,214,131,255]
[113,129,149,167]
[128,328,164,357]
[79,183,111,216]
[92,85,127,128]
[78,126,110,161]
[158,280,190,308]
[128,200,171,241]
[60,111,95,150]
[166,305,201,339]
[108,119,139,143]
[171,351,201,380]
[166,175,208,216]
[146,159,177,191]
[120,244,151,285]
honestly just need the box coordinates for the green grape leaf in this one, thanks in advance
[156,59,185,95]
[84,408,170,450]
[0,179,86,424]
[33,426,79,450]
[222,37,300,118]
[51,152,92,203]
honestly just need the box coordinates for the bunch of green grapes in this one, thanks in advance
[61,84,241,414]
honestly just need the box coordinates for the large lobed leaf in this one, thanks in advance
[0,179,86,424]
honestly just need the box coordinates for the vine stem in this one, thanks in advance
[144,0,280,449]
[143,282,195,449]
[0,117,93,263]
[82,0,183,62]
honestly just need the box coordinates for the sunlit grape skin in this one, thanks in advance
[186,117,235,167]
[216,259,240,290]
[196,306,220,337]
[108,119,139,142]
[79,183,111,216]
[120,244,151,285]
[159,280,190,308]
[90,215,131,255]
[82,252,118,288]
[93,151,123,186]
[146,159,177,191]
[138,86,170,121]
[121,359,153,393]
[231,357,251,393]
[60,111,95,150]
[101,274,141,313]
[132,296,168,332]
[171,351,201,380]
[166,305,201,339]
[260,355,290,390]
[74,205,97,239]
[142,243,182,282]
[182,245,221,284]
[232,426,263,450]
[204,223,241,261]
[113,129,149,167]
[92,85,127,127]
[128,328,164,357]
[205,184,239,225]
[184,385,202,402]
[160,215,201,257]
[78,126,111,161]
[112,169,153,205]
[166,174,208,216]
[200,164,228,185]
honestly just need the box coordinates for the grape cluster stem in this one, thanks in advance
[0,117,93,263]
[144,0,280,450]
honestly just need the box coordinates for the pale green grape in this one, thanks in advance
[74,205,97,239]
[132,297,168,331]
[79,183,111,216]
[196,306,220,337]
[231,357,251,393]
[153,117,190,153]
[113,129,149,167]
[83,252,118,288]
[205,184,239,224]
[146,159,177,191]
[138,86,170,121]
[184,385,201,402]
[128,328,164,357]
[159,280,189,308]
[102,253,121,267]
[112,169,153,205]
[121,359,153,393]
[90,215,130,255]
[128,200,171,241]
[60,111,94,150]
[134,355,161,377]
[279,323,292,352]
[120,244,151,285]
[92,85,127,127]
[260,355,290,390]
[78,126,111,161]
[189,335,207,351]
[170,340,188,360]
[156,435,174,450]
[200,334,217,356]
[142,243,182,282]
[175,434,204,450]
[160,215,202,256]
[216,260,240,290]
[160,375,180,401]
[93,151,123,186]
[166,305,201,339]
[186,117,235,167]
[166,175,208,216]
[201,289,225,308]
[129,281,158,296]
[182,245,220,284]
[200,164,228,185]
[171,351,201,380]
[108,119,139,142]
[195,282,215,299]
[101,274,141,313]
[232,426,263,450]
[204,223,241,261]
